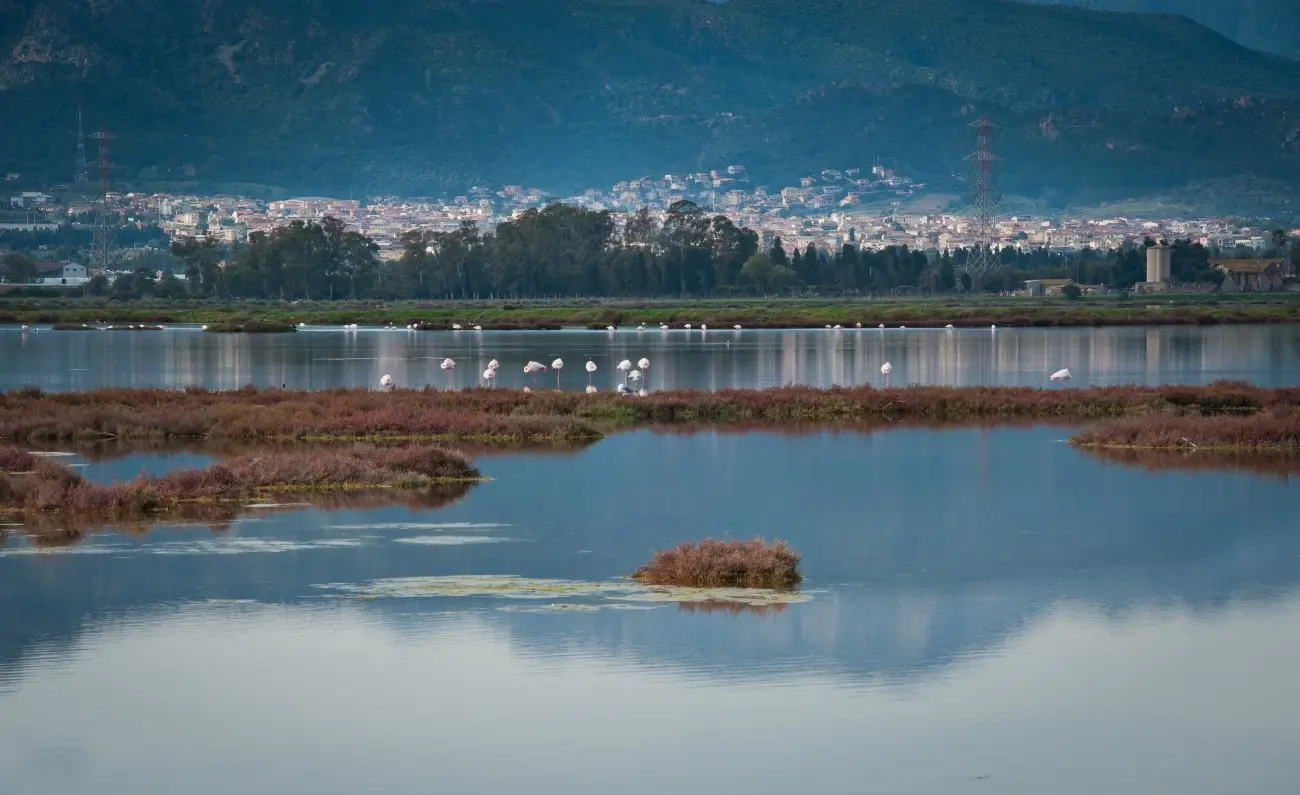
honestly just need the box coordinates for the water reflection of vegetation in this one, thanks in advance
[1081,447,1300,478]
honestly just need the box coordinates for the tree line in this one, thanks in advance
[4,201,1294,299]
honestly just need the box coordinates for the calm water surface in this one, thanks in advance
[4,323,1300,390]
[2,427,1299,794]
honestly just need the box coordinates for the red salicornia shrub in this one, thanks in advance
[0,445,37,472]
[1070,407,1300,451]
[632,538,802,589]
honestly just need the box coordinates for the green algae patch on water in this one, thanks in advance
[314,574,811,611]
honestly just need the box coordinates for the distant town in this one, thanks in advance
[2,163,1297,296]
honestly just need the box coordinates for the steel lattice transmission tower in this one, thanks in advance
[89,129,118,273]
[962,116,1003,280]
[74,100,89,185]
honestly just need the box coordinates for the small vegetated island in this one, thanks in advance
[633,538,802,590]
[0,443,482,522]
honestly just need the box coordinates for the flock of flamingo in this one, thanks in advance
[380,355,654,393]
[369,321,1074,391]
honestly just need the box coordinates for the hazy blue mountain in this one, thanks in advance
[2,0,1300,206]
[1020,0,1300,59]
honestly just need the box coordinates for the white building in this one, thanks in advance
[37,261,89,286]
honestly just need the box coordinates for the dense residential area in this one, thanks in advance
[3,168,1299,298]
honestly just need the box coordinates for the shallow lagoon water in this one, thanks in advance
[4,323,1300,390]
[2,427,1299,794]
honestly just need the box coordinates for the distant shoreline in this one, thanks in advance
[2,296,1299,329]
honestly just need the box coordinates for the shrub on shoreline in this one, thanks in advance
[633,538,802,589]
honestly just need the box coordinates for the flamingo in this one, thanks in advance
[629,369,642,389]
[200,325,208,331]
[638,356,650,372]
[825,325,832,329]
[855,322,862,329]
[899,325,907,329]
[297,322,306,328]
[452,323,462,331]
[833,324,842,330]
[585,359,598,385]
[586,384,598,393]
[637,324,645,331]
[552,358,564,388]
[660,323,669,330]
[482,368,496,388]
[945,324,955,329]
[440,357,456,388]
[617,359,632,385]
[616,383,630,394]
[1050,368,1072,382]
[878,323,885,329]
[474,325,482,331]
[524,360,547,385]
[881,361,893,386]
[700,323,708,332]
[991,324,997,331]
[734,324,742,330]
[380,374,394,391]
[684,323,692,330]
[606,325,616,332]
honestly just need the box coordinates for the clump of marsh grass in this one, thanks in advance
[0,445,37,472]
[632,538,802,589]
[203,321,296,333]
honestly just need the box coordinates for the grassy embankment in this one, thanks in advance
[2,382,1298,450]
[0,443,481,520]
[4,296,1300,329]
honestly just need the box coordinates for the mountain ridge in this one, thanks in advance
[2,0,1300,207]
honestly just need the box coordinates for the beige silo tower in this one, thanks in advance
[1146,242,1171,285]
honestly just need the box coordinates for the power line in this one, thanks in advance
[963,115,1003,280]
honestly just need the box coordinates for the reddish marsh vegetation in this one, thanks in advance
[0,444,481,519]
[1070,407,1300,451]
[633,538,802,589]
[4,382,1298,444]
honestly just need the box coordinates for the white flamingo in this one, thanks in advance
[487,359,499,371]
[482,368,496,388]
[474,325,482,331]
[380,374,394,391]
[881,361,893,386]
[700,323,707,332]
[606,325,616,332]
[452,323,462,331]
[878,323,885,329]
[552,358,564,388]
[734,324,742,330]
[637,324,645,331]
[297,322,306,328]
[899,325,907,329]
[616,383,630,394]
[855,322,862,329]
[991,324,997,331]
[660,323,669,330]
[629,369,642,388]
[945,324,955,329]
[524,360,547,385]
[200,325,208,331]
[440,357,456,388]
[617,359,632,385]
[638,357,650,373]
[833,324,842,330]
[684,323,692,330]
[585,384,598,393]
[585,359,598,385]
[1050,368,1072,382]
